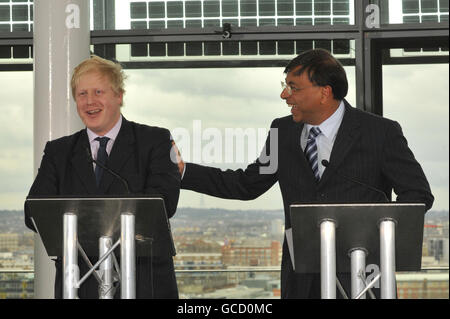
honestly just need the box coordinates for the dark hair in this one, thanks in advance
[284,49,348,100]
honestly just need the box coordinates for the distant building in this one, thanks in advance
[221,240,281,267]
[0,234,19,252]
[174,238,222,253]
[397,273,449,299]
[174,253,226,295]
[423,236,449,264]
[174,252,223,270]
[0,273,34,299]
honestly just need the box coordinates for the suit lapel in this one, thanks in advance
[319,101,361,186]
[291,121,317,183]
[71,130,98,195]
[98,117,135,194]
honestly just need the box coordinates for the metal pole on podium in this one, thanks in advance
[99,236,115,299]
[350,248,367,299]
[63,213,79,299]
[121,214,136,299]
[290,203,425,300]
[320,219,337,299]
[380,219,397,299]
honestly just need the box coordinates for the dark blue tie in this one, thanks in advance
[304,127,321,181]
[95,137,110,186]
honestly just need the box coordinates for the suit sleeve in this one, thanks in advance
[24,142,59,231]
[382,121,434,211]
[144,129,180,219]
[181,121,279,200]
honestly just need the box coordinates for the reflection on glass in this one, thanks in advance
[278,0,294,16]
[403,0,420,14]
[204,0,220,18]
[130,2,147,19]
[167,1,183,18]
[186,1,201,18]
[296,0,313,15]
[148,1,165,19]
[314,0,331,15]
[421,0,439,13]
[241,0,257,16]
[259,0,276,17]
[333,0,350,15]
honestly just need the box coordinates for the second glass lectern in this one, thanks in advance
[290,203,426,299]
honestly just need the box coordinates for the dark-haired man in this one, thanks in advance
[179,49,433,298]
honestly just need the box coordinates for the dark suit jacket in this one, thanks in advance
[181,100,434,298]
[25,117,180,299]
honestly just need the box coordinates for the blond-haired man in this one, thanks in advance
[25,55,180,299]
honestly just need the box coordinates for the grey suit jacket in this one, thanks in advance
[182,100,434,298]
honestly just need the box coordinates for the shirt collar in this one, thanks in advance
[87,114,123,144]
[305,100,345,140]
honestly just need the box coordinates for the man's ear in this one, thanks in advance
[321,85,333,101]
[118,91,124,106]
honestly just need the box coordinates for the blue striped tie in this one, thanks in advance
[304,127,321,181]
[95,137,110,186]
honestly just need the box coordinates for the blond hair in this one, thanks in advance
[71,55,127,101]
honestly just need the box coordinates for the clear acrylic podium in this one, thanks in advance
[25,196,175,299]
[290,203,426,299]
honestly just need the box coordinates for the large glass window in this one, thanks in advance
[0,0,33,60]
[0,0,33,32]
[383,63,449,272]
[128,0,354,27]
[402,0,449,22]
[0,71,34,298]
[125,0,354,60]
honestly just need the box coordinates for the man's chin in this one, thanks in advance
[291,114,303,123]
[84,122,103,134]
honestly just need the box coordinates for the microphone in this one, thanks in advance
[85,147,131,194]
[321,159,389,202]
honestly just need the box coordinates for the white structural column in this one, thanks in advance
[33,0,89,298]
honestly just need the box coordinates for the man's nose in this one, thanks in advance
[280,88,289,100]
[86,93,94,104]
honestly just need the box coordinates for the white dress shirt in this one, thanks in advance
[87,115,123,169]
[300,100,346,179]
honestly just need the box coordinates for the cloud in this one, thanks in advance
[122,68,288,130]
[0,73,33,149]
[125,67,284,101]
[0,72,34,204]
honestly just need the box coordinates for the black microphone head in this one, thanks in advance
[321,159,330,167]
